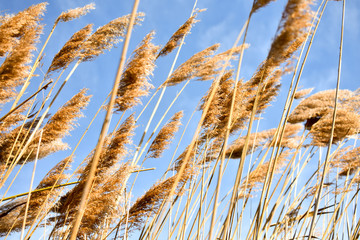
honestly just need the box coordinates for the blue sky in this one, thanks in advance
[0,0,359,238]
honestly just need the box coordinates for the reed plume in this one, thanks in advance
[163,44,220,86]
[56,3,95,23]
[251,0,277,13]
[0,24,43,106]
[309,109,360,146]
[200,71,235,140]
[47,24,93,74]
[52,115,136,234]
[0,2,47,57]
[157,9,204,57]
[81,13,145,61]
[0,156,72,236]
[126,167,195,234]
[146,111,183,159]
[331,146,360,177]
[239,150,290,195]
[0,89,90,165]
[288,89,355,128]
[294,87,314,99]
[114,32,160,112]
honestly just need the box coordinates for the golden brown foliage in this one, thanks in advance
[157,9,204,57]
[200,71,235,139]
[294,88,314,99]
[147,111,183,159]
[0,25,43,105]
[310,109,360,146]
[56,3,95,23]
[163,44,220,86]
[47,24,93,74]
[0,156,72,236]
[0,89,90,165]
[332,146,360,177]
[52,115,136,234]
[288,89,353,125]
[114,32,160,112]
[81,12,144,61]
[0,2,47,57]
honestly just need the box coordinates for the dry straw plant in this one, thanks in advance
[0,0,359,239]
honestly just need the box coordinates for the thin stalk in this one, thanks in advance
[68,0,140,238]
[308,0,345,238]
[208,11,252,240]
[20,130,42,240]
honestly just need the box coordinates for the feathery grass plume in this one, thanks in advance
[173,143,199,172]
[146,111,183,159]
[200,71,235,140]
[194,44,248,83]
[126,169,195,234]
[331,146,360,177]
[0,2,47,57]
[114,32,160,112]
[240,0,312,123]
[81,12,145,61]
[0,157,72,236]
[163,44,220,87]
[0,89,90,165]
[0,102,30,134]
[0,198,27,236]
[294,87,314,99]
[56,3,95,23]
[309,109,360,146]
[47,24,93,74]
[91,114,136,178]
[251,0,277,13]
[288,89,354,128]
[52,115,136,231]
[0,25,43,106]
[64,163,134,239]
[157,9,204,57]
[266,0,312,66]
[225,123,302,158]
[34,88,91,147]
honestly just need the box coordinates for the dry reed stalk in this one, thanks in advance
[308,0,345,237]
[69,2,141,237]
[222,0,314,237]
[114,31,160,112]
[146,111,183,159]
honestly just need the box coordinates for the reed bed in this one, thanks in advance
[0,0,358,239]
